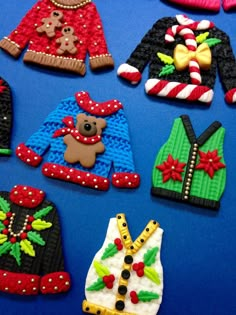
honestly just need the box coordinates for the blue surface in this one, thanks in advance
[0,1,236,314]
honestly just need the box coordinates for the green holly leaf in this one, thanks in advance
[0,234,7,245]
[86,277,105,291]
[32,219,52,231]
[101,243,118,260]
[159,65,175,77]
[10,242,21,266]
[157,52,174,65]
[0,221,5,232]
[196,32,209,44]
[143,247,159,267]
[20,239,35,257]
[0,211,6,221]
[204,38,222,47]
[93,261,110,277]
[137,290,159,302]
[33,206,53,219]
[144,266,161,285]
[27,231,45,246]
[0,197,10,213]
[0,241,12,256]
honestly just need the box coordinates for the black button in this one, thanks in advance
[123,235,127,239]
[153,221,157,225]
[130,245,134,250]
[121,269,130,279]
[85,307,89,311]
[97,311,101,315]
[124,255,133,264]
[140,239,144,243]
[115,300,125,311]
[118,215,121,219]
[123,223,127,227]
[118,285,127,295]
[146,228,149,232]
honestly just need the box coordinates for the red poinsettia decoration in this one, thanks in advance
[156,154,186,183]
[195,150,225,178]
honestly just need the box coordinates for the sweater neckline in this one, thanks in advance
[49,0,91,9]
[9,185,45,208]
[181,115,222,146]
[116,214,160,255]
[75,91,123,116]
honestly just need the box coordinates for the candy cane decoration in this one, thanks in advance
[165,15,214,85]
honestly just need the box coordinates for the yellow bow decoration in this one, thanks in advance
[173,43,212,71]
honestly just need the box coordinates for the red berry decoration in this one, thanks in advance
[20,232,27,240]
[130,291,139,304]
[6,212,12,218]
[10,237,17,243]
[114,238,123,251]
[2,229,8,235]
[26,224,32,231]
[3,220,9,226]
[133,262,145,277]
[28,216,35,223]
[103,274,115,289]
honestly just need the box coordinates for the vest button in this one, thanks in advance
[124,255,133,264]
[121,269,130,279]
[118,285,127,295]
[115,300,125,311]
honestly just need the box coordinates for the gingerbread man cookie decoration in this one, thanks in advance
[36,11,63,38]
[64,113,107,168]
[56,27,78,55]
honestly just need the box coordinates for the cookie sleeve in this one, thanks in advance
[109,108,140,188]
[117,19,162,84]
[215,30,236,103]
[87,4,114,71]
[15,101,67,167]
[0,2,40,57]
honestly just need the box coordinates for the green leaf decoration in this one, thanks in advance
[0,221,5,232]
[0,197,10,214]
[196,32,209,44]
[0,241,12,256]
[86,277,105,291]
[93,261,110,277]
[101,243,118,260]
[204,38,222,48]
[10,242,21,266]
[20,239,35,257]
[143,247,159,267]
[159,65,175,77]
[137,290,159,302]
[32,219,52,231]
[0,211,6,221]
[27,231,45,246]
[144,266,161,285]
[33,206,53,219]
[157,52,174,65]
[0,234,7,245]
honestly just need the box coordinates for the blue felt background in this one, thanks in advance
[0,1,236,314]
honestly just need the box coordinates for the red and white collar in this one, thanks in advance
[75,91,123,116]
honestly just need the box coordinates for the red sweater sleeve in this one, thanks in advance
[0,2,40,58]
[88,4,114,71]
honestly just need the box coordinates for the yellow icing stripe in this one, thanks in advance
[82,300,136,315]
[131,220,159,254]
[116,214,133,249]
